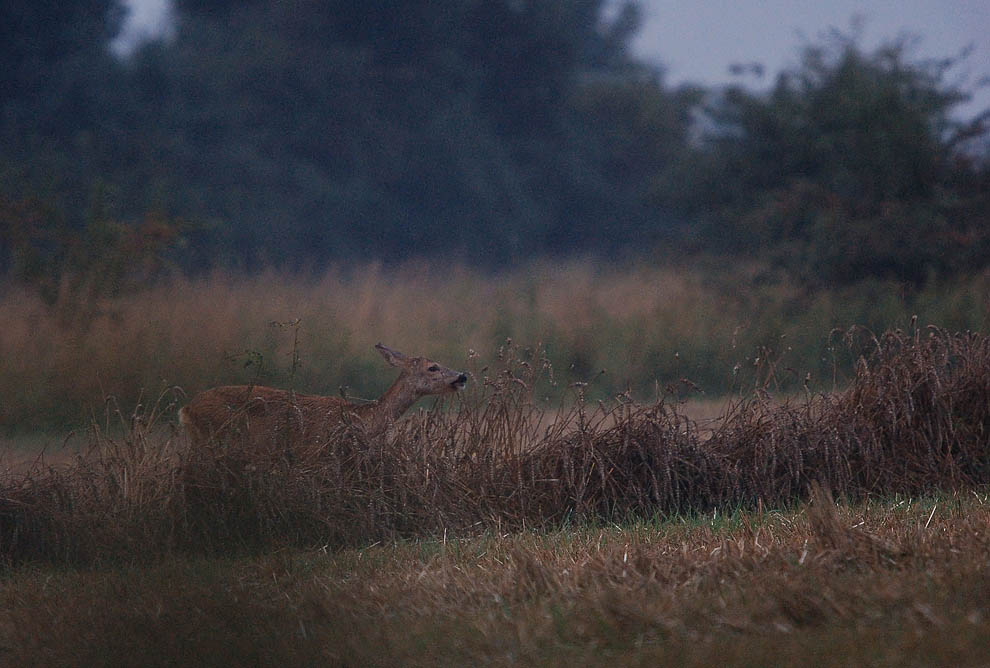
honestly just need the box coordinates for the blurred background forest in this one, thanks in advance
[4,0,989,281]
[2,0,990,429]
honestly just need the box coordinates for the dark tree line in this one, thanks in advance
[1,1,988,289]
[693,31,990,286]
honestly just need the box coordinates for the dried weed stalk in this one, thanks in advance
[1,328,988,566]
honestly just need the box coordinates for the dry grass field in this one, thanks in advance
[3,326,987,563]
[2,263,989,664]
[2,260,988,430]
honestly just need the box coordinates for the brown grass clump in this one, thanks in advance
[712,327,990,505]
[1,328,989,567]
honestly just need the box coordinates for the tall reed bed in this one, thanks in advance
[1,327,988,567]
[2,260,989,430]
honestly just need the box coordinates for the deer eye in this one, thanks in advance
[428,365,440,372]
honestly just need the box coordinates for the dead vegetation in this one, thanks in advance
[4,262,989,431]
[1,325,989,664]
[2,489,990,666]
[1,326,988,568]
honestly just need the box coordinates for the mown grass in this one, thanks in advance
[2,259,989,430]
[3,491,990,666]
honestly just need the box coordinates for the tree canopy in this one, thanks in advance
[1,2,987,287]
[694,31,990,285]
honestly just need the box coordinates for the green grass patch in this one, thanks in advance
[4,492,990,666]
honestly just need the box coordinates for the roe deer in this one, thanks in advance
[178,343,467,445]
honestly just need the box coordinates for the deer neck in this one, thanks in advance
[358,372,420,434]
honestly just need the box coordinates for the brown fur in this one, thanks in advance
[179,343,466,446]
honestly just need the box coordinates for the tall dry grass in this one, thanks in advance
[1,326,988,567]
[2,259,989,430]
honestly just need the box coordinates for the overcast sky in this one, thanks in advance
[118,0,990,115]
[632,0,990,114]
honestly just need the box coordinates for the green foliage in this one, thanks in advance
[0,0,125,104]
[1,0,698,267]
[697,30,990,286]
[1,5,988,284]
[0,191,185,320]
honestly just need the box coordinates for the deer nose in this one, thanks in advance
[457,373,468,384]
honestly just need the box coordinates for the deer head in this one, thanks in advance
[375,343,468,396]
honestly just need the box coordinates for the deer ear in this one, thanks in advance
[375,343,408,367]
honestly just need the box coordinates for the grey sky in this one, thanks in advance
[116,0,170,48]
[117,0,990,115]
[632,0,990,115]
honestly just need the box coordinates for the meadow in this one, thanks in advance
[2,259,988,431]
[4,491,990,666]
[2,261,990,664]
